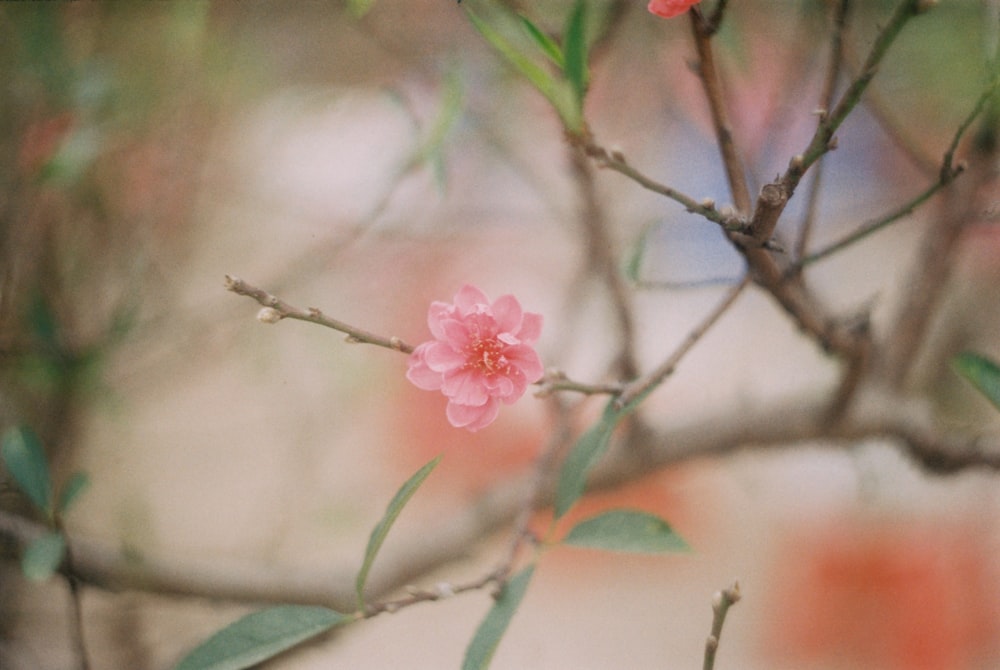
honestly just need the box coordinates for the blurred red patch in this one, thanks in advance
[763,516,1000,669]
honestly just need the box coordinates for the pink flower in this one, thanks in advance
[406,285,544,432]
[648,0,701,19]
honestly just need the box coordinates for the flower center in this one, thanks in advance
[468,338,509,375]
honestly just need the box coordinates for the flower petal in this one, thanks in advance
[440,318,473,348]
[504,344,544,382]
[422,341,466,372]
[648,0,701,19]
[491,294,523,334]
[405,345,443,390]
[453,284,491,315]
[427,301,455,340]
[441,368,489,406]
[447,397,501,431]
[517,312,543,345]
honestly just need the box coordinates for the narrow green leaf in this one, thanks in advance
[554,400,626,520]
[173,606,351,670]
[22,531,66,581]
[953,351,1000,410]
[518,14,563,68]
[625,222,656,284]
[465,7,578,128]
[462,566,535,670]
[57,471,90,516]
[356,455,442,609]
[563,509,690,554]
[562,0,589,113]
[554,386,656,520]
[409,66,464,184]
[2,426,53,515]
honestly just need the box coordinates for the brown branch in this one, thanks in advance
[582,142,745,231]
[535,369,623,397]
[794,0,851,261]
[224,275,415,354]
[703,581,741,670]
[689,7,752,215]
[4,389,998,611]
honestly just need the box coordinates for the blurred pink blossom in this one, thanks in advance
[406,284,543,432]
[648,0,701,19]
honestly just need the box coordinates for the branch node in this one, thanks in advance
[256,307,282,324]
[435,582,455,599]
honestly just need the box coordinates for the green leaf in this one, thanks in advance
[563,509,690,554]
[518,14,563,68]
[356,455,442,609]
[465,6,579,129]
[554,386,657,520]
[173,606,351,670]
[554,400,625,520]
[462,566,535,670]
[346,0,376,19]
[562,0,589,113]
[2,426,53,516]
[409,66,464,187]
[22,531,66,581]
[57,471,90,516]
[953,351,1000,410]
[625,221,656,284]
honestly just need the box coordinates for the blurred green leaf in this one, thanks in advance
[554,400,624,520]
[356,455,442,610]
[465,6,579,130]
[2,426,53,516]
[173,606,351,670]
[952,351,1000,411]
[625,222,656,284]
[346,0,377,19]
[57,471,90,516]
[410,65,464,191]
[28,293,60,353]
[563,509,690,554]
[562,0,589,113]
[518,14,563,68]
[462,566,534,670]
[22,531,66,581]
[554,385,657,520]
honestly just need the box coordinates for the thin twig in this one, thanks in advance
[882,44,1000,388]
[535,370,623,397]
[57,519,91,670]
[796,74,995,269]
[794,0,851,261]
[840,23,939,177]
[224,275,415,354]
[751,0,927,245]
[702,581,741,670]
[689,6,752,214]
[582,142,745,231]
[362,571,499,618]
[798,174,954,268]
[617,274,750,408]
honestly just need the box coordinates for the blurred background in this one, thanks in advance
[2,1,999,668]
